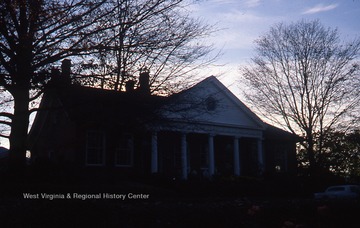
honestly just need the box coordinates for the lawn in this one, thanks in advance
[1,178,359,227]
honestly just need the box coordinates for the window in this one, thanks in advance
[327,187,345,192]
[205,96,217,111]
[350,186,360,194]
[86,131,105,166]
[115,134,133,167]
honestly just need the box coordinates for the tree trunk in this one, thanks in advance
[306,133,317,175]
[8,88,30,176]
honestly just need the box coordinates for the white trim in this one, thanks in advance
[208,134,215,177]
[257,138,264,174]
[151,132,158,173]
[154,121,263,139]
[181,133,188,180]
[169,76,265,129]
[233,137,240,176]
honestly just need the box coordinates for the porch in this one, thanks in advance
[150,131,265,180]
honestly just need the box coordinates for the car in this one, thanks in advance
[314,185,360,200]
[0,146,8,159]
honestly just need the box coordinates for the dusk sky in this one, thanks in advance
[191,0,360,93]
[1,1,359,149]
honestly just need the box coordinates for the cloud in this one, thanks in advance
[302,3,339,14]
[244,0,261,8]
[198,0,261,9]
[221,9,263,23]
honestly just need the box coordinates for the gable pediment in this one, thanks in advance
[160,76,265,131]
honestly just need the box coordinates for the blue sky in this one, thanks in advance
[1,0,359,149]
[191,0,360,90]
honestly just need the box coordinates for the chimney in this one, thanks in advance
[139,69,150,95]
[61,59,71,84]
[51,68,61,81]
[125,80,135,93]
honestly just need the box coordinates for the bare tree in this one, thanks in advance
[0,89,12,142]
[0,0,114,173]
[0,0,217,173]
[240,20,360,174]
[76,0,218,94]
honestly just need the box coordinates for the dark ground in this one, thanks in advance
[1,174,360,228]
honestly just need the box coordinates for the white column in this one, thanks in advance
[181,133,188,180]
[233,137,240,176]
[208,134,215,177]
[257,138,264,174]
[151,132,158,173]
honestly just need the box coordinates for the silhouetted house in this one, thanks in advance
[28,60,300,180]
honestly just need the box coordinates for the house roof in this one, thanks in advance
[30,75,300,141]
[158,76,265,131]
[264,124,302,142]
[196,76,265,128]
[52,85,165,126]
[29,83,167,142]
